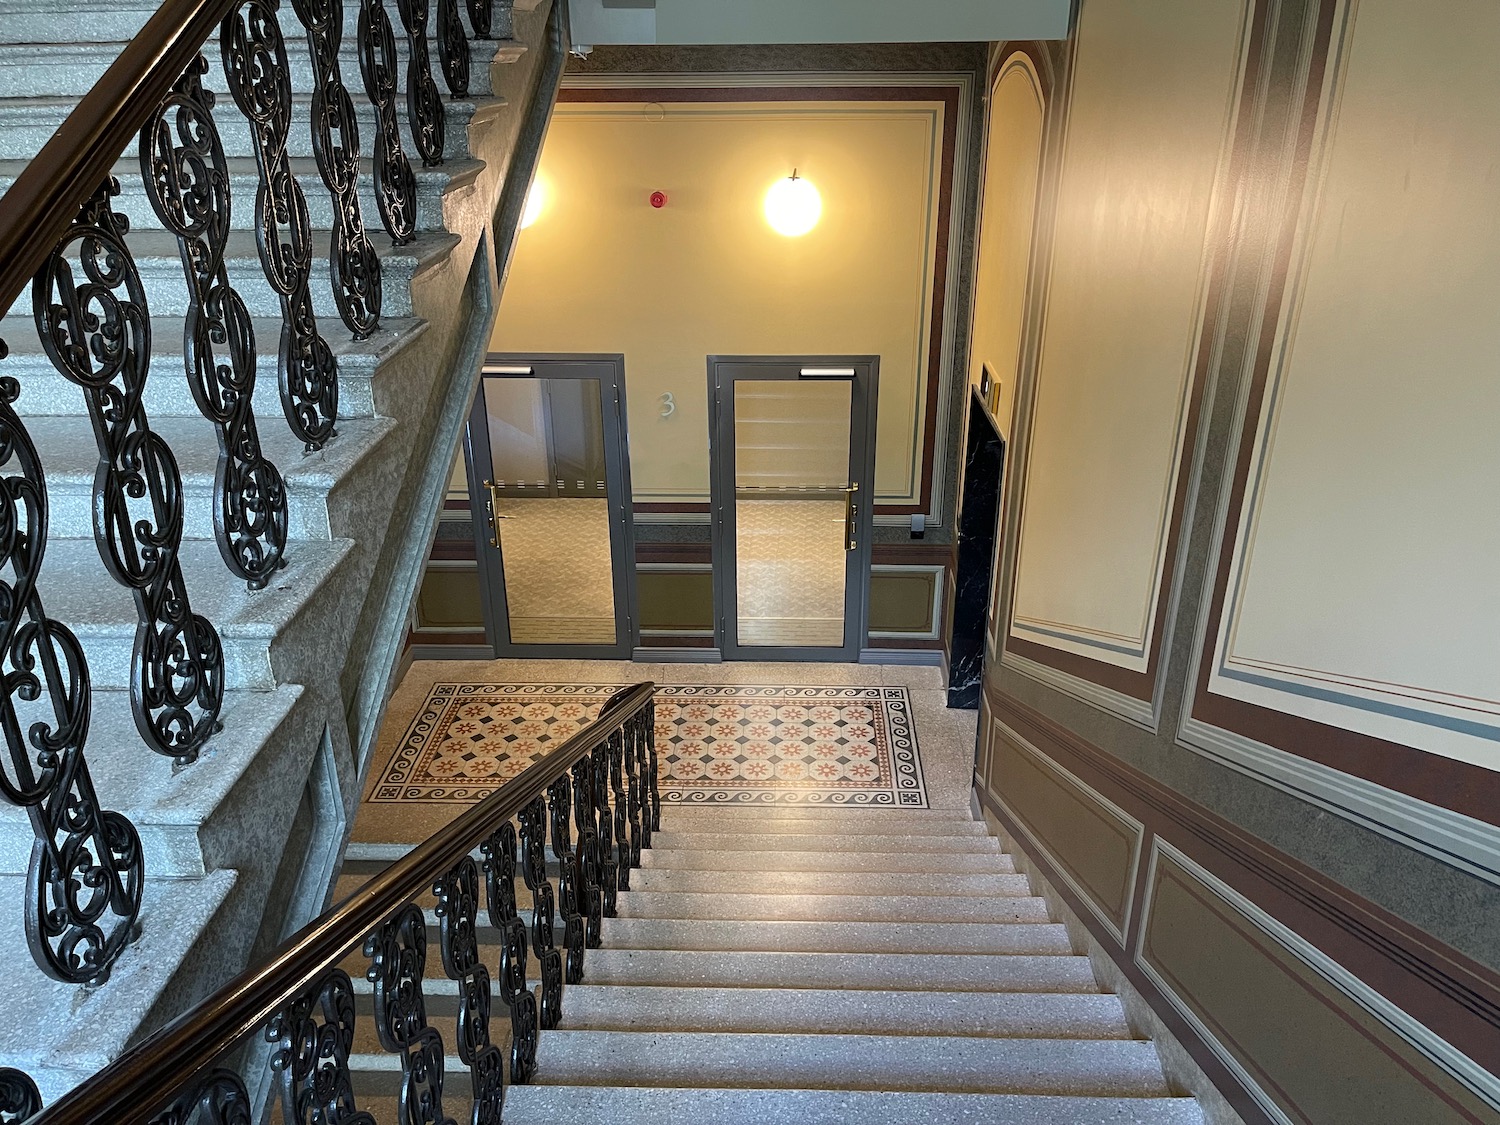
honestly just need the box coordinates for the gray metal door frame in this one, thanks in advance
[708,354,879,662]
[465,353,639,659]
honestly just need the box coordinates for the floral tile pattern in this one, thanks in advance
[371,683,927,807]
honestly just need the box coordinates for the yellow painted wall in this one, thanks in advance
[490,100,946,505]
[968,54,1044,437]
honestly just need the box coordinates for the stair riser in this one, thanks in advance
[615,892,1048,924]
[648,833,1001,855]
[0,99,490,165]
[69,629,277,691]
[629,870,1032,897]
[637,849,1017,875]
[657,817,988,837]
[0,169,453,243]
[47,476,336,543]
[577,952,1101,994]
[598,918,1076,956]
[531,1032,1171,1098]
[6,354,379,421]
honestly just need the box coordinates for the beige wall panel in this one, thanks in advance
[491,102,944,505]
[1010,0,1249,670]
[968,55,1044,437]
[1208,0,1500,772]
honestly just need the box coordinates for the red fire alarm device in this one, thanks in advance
[649,191,667,208]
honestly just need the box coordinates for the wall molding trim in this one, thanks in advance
[1001,646,1157,731]
[1140,838,1500,1119]
[1178,715,1500,890]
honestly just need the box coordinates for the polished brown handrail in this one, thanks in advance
[0,0,240,326]
[29,680,656,1125]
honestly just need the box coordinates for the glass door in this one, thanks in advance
[465,355,637,657]
[709,356,878,661]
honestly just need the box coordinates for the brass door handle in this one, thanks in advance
[843,482,858,551]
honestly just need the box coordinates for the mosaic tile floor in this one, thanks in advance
[372,682,928,807]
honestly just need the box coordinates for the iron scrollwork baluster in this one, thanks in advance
[366,903,455,1125]
[547,774,586,982]
[267,969,376,1125]
[623,705,643,866]
[289,0,384,337]
[592,736,619,916]
[147,1068,256,1125]
[33,180,226,764]
[436,0,468,98]
[435,855,506,1123]
[465,0,491,38]
[140,56,291,592]
[0,1068,41,1123]
[643,704,661,834]
[571,756,603,947]
[396,0,446,165]
[609,725,631,891]
[481,822,540,1082]
[357,0,418,244]
[221,0,341,451]
[519,793,563,1026]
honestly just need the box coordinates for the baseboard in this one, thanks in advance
[409,644,497,661]
[859,648,945,666]
[634,646,724,663]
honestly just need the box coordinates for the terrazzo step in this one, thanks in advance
[658,807,975,827]
[35,536,355,691]
[654,815,988,837]
[615,890,1048,923]
[566,950,1100,993]
[525,1031,1170,1098]
[638,847,1017,875]
[29,414,396,542]
[0,685,303,877]
[647,831,1002,855]
[0,94,504,165]
[0,157,477,241]
[629,869,1032,897]
[499,1087,1207,1125]
[0,868,238,1104]
[558,985,1132,1039]
[598,918,1074,955]
[3,313,426,421]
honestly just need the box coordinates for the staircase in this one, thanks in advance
[0,0,559,1101]
[345,802,1205,1123]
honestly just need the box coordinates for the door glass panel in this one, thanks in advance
[483,375,617,645]
[734,379,853,648]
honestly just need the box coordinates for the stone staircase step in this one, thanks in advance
[0,868,237,1103]
[0,0,155,45]
[27,414,396,542]
[655,815,989,837]
[0,156,478,241]
[647,831,1002,854]
[0,685,304,876]
[3,314,427,421]
[499,1087,1207,1125]
[0,93,504,164]
[638,846,1017,874]
[658,806,975,827]
[36,535,356,691]
[558,985,1133,1040]
[628,868,1033,897]
[568,950,1101,993]
[597,918,1074,955]
[615,890,1048,923]
[526,1031,1170,1097]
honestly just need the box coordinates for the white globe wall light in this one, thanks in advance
[764,171,822,237]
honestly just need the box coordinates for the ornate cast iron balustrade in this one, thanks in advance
[21,684,659,1125]
[358,0,420,244]
[398,0,447,166]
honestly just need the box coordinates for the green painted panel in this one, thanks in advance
[417,567,485,629]
[639,569,714,631]
[988,730,1137,929]
[870,570,938,634]
[1145,857,1494,1125]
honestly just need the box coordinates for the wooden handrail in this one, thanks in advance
[29,681,656,1125]
[0,0,239,326]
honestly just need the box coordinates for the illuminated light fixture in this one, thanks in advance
[520,177,547,229]
[764,170,821,237]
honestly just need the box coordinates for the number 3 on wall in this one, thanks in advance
[659,391,675,418]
